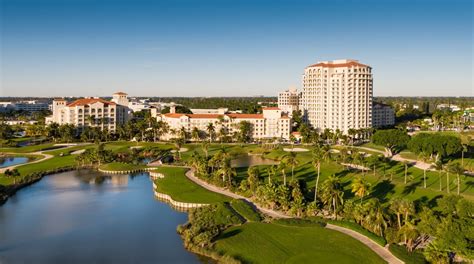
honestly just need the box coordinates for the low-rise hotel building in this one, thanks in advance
[46,92,130,132]
[278,88,301,115]
[152,107,291,141]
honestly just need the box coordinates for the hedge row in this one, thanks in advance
[388,244,427,264]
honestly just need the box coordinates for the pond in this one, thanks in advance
[0,170,205,264]
[0,156,33,168]
[231,154,279,168]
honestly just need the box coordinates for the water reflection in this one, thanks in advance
[0,170,202,264]
[0,156,32,168]
[73,170,130,187]
[231,154,279,168]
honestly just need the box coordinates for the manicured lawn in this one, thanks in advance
[229,199,261,221]
[359,142,387,152]
[0,155,77,185]
[153,166,230,203]
[238,146,474,203]
[99,162,147,171]
[214,222,386,264]
[399,151,419,160]
[104,141,174,152]
[0,143,59,153]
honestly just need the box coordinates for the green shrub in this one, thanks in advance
[388,244,427,264]
[230,199,261,222]
[327,220,387,246]
[273,218,326,227]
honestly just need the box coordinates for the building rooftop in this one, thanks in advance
[67,98,116,107]
[113,92,128,95]
[307,59,369,69]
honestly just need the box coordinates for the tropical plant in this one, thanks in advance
[351,176,371,203]
[320,175,344,219]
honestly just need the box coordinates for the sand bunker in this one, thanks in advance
[283,147,309,152]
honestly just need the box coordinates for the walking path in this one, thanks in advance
[183,168,404,264]
[349,145,434,171]
[391,154,432,170]
[347,146,388,156]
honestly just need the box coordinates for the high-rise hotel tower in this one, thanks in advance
[301,59,373,134]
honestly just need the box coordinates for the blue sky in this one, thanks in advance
[1,0,472,97]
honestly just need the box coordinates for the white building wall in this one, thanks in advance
[301,59,373,134]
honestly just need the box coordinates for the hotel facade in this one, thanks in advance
[46,92,130,132]
[301,59,373,134]
[278,88,301,115]
[372,102,395,128]
[152,107,291,141]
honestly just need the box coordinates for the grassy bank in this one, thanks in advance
[153,166,230,203]
[99,162,147,172]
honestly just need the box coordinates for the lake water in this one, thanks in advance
[0,170,204,264]
[231,154,279,168]
[0,156,32,168]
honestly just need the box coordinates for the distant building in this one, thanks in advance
[301,59,373,134]
[152,107,291,141]
[46,92,130,132]
[372,102,395,127]
[278,88,301,115]
[0,100,50,112]
[437,104,461,112]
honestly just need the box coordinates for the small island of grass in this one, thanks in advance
[99,162,148,172]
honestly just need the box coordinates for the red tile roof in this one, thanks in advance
[307,61,369,68]
[67,98,116,107]
[163,113,186,118]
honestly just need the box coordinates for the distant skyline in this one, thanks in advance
[1,0,472,97]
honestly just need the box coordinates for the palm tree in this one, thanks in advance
[402,160,410,184]
[351,176,371,203]
[206,123,215,143]
[320,175,344,219]
[201,141,210,158]
[369,201,388,237]
[400,199,415,225]
[266,165,277,184]
[191,127,200,142]
[348,128,357,146]
[390,199,404,229]
[215,158,234,185]
[284,152,298,181]
[312,146,324,202]
[398,220,419,252]
[447,162,464,195]
[423,168,428,188]
[431,160,444,191]
[247,166,260,194]
[278,159,288,186]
